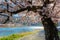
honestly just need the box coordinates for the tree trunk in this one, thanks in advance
[41,17,59,40]
[38,0,60,40]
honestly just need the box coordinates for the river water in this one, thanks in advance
[0,27,34,36]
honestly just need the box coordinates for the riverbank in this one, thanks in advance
[0,30,39,40]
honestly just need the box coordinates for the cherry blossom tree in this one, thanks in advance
[0,0,60,40]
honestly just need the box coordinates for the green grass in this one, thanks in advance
[0,34,21,40]
[0,30,39,40]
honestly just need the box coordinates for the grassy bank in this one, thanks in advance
[0,30,39,40]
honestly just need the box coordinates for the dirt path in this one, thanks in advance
[18,31,45,40]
